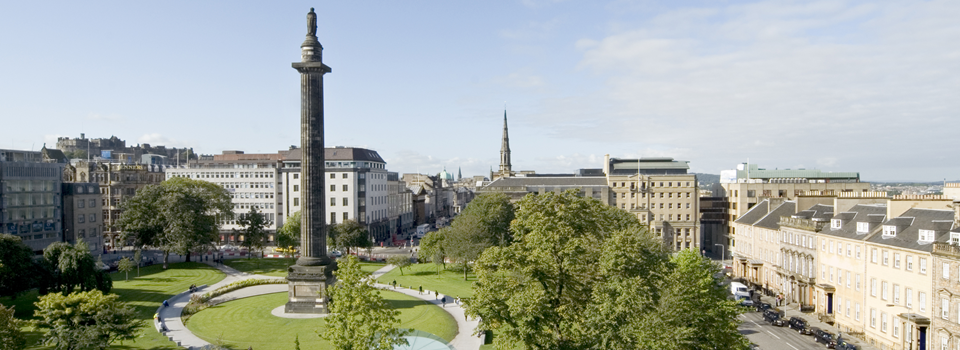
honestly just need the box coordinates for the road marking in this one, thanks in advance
[765,331,780,339]
[786,343,800,350]
[751,321,761,327]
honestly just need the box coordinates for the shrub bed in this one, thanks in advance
[182,278,287,320]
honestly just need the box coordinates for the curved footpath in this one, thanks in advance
[161,263,481,350]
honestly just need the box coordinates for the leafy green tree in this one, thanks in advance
[467,190,748,350]
[386,255,411,275]
[321,256,408,350]
[118,177,233,267]
[331,220,371,256]
[418,229,447,275]
[456,192,515,246]
[277,211,301,254]
[117,257,134,281]
[40,241,111,295]
[33,290,140,350]
[0,234,39,299]
[0,304,25,350]
[237,206,269,259]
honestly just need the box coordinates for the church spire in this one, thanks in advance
[499,110,512,176]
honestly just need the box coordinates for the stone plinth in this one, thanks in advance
[284,262,337,314]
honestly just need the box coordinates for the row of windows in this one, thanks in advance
[3,193,58,206]
[234,203,275,210]
[76,199,97,208]
[171,171,275,179]
[620,192,693,199]
[612,181,693,189]
[76,213,96,223]
[231,192,274,200]
[223,182,274,189]
[640,213,693,222]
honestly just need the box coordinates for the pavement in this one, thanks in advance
[159,261,480,350]
[750,291,878,350]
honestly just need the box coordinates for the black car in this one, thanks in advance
[762,310,785,326]
[788,316,812,335]
[814,328,837,348]
[835,338,859,350]
[755,302,772,312]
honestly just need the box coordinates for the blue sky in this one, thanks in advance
[1,1,958,181]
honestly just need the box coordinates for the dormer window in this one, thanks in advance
[949,232,960,245]
[857,222,870,233]
[882,225,897,237]
[831,219,842,229]
[918,229,935,243]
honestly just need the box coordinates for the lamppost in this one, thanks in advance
[715,243,725,262]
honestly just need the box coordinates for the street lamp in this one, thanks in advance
[714,243,725,262]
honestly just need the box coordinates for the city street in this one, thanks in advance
[740,311,829,350]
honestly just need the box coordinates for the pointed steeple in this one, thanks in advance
[499,110,512,176]
[458,167,462,181]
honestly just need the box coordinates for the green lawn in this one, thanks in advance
[358,261,387,274]
[223,257,296,277]
[186,291,456,349]
[0,262,225,350]
[377,263,477,299]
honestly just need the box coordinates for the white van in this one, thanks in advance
[730,282,753,306]
[415,224,432,239]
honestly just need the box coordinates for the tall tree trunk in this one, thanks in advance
[163,251,169,269]
[185,251,191,263]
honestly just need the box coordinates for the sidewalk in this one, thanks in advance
[371,264,482,350]
[755,292,878,350]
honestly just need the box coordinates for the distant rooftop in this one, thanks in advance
[608,157,690,176]
[733,163,859,181]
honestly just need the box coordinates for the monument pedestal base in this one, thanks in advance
[284,262,337,314]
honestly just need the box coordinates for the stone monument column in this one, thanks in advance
[286,7,336,314]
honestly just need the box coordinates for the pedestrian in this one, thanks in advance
[455,295,460,306]
[162,300,169,308]
[419,285,423,295]
[435,290,439,300]
[442,297,447,307]
[392,280,397,289]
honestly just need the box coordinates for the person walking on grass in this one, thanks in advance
[435,290,439,300]
[419,285,423,295]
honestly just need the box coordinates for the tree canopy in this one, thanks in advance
[237,206,269,258]
[118,177,233,264]
[418,228,447,275]
[429,193,515,279]
[321,255,407,350]
[40,241,111,295]
[33,290,140,350]
[0,304,25,350]
[0,234,40,299]
[330,220,370,255]
[466,190,748,350]
[276,211,301,253]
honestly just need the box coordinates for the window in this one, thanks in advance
[894,321,901,339]
[883,251,889,265]
[920,229,935,243]
[856,274,861,290]
[343,185,348,191]
[951,232,960,245]
[831,219,842,229]
[856,246,862,259]
[330,212,336,223]
[846,271,851,288]
[343,198,348,206]
[921,258,928,274]
[883,225,897,237]
[871,278,877,297]
[906,288,913,308]
[330,197,336,206]
[342,173,348,178]
[870,309,877,328]
[882,281,889,300]
[293,185,299,192]
[856,303,861,320]
[943,298,950,319]
[78,214,85,223]
[894,285,900,304]
[908,256,914,271]
[920,292,927,312]
[823,240,827,251]
[895,253,901,268]
[881,312,888,332]
[857,222,869,233]
[945,263,952,280]
[89,199,96,207]
[830,268,835,282]
[293,173,299,179]
[847,244,852,256]
[89,214,95,222]
[330,185,336,191]
[846,300,851,317]
[77,199,85,208]
[872,248,878,263]
[293,198,299,206]
[330,173,335,179]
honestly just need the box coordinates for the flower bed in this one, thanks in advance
[182,278,287,320]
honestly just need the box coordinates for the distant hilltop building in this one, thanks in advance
[56,133,195,166]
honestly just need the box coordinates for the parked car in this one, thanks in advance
[762,309,786,326]
[749,344,761,350]
[836,339,858,350]
[755,302,772,312]
[788,316,812,335]
[813,328,837,348]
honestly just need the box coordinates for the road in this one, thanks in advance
[740,310,830,350]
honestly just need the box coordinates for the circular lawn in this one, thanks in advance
[185,291,457,350]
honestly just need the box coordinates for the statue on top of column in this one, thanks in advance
[307,8,317,37]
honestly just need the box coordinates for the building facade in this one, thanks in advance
[604,156,700,251]
[62,182,104,255]
[0,149,65,252]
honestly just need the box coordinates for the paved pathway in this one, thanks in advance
[161,262,481,350]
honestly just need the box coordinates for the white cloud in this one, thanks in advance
[532,0,960,178]
[136,133,192,148]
